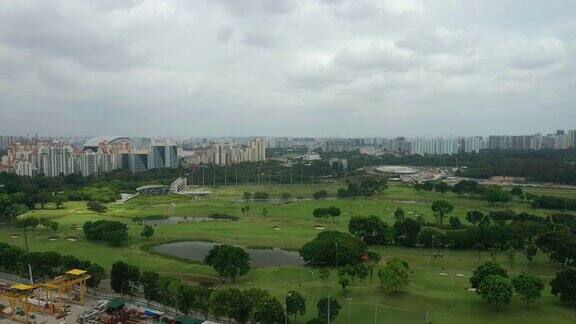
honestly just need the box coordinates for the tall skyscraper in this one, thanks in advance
[149,142,178,169]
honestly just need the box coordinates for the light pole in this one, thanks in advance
[327,296,331,324]
[23,227,34,284]
[281,241,284,266]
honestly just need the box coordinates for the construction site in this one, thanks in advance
[0,269,212,324]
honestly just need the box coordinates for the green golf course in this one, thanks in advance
[1,182,575,323]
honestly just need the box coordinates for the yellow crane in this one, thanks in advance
[40,269,91,313]
[0,284,35,323]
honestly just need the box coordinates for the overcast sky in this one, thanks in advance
[1,0,575,138]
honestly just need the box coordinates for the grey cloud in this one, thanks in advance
[217,26,235,42]
[242,31,278,48]
[333,45,414,72]
[0,0,575,137]
[213,0,294,17]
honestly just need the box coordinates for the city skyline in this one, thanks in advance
[1,1,575,137]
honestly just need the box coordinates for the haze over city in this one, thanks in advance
[1,0,575,137]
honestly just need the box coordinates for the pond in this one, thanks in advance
[142,216,232,226]
[152,241,304,268]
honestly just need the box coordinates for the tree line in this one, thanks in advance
[111,259,346,323]
[0,242,105,288]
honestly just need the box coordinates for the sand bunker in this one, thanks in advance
[273,226,282,230]
[467,288,477,292]
[456,274,465,277]
[438,273,448,276]
[10,235,19,238]
[314,226,325,230]
[66,236,78,242]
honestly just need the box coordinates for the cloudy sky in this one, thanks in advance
[1,0,575,137]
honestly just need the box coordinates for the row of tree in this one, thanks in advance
[0,242,105,287]
[111,260,342,323]
[470,261,576,311]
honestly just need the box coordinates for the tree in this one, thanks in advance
[262,208,268,216]
[176,284,194,315]
[512,274,544,308]
[338,275,350,292]
[393,218,421,247]
[15,216,39,229]
[319,268,330,287]
[34,192,50,209]
[489,243,502,262]
[449,216,462,228]
[253,192,270,201]
[313,208,328,221]
[422,181,434,191]
[87,201,107,213]
[300,231,367,267]
[483,187,511,206]
[285,290,306,320]
[511,186,524,200]
[6,204,29,219]
[434,182,449,194]
[281,192,291,200]
[348,215,390,245]
[83,220,128,246]
[317,297,341,323]
[252,296,285,324]
[506,247,515,268]
[86,263,106,288]
[327,205,341,222]
[378,258,409,292]
[478,275,514,311]
[50,221,59,232]
[110,261,140,295]
[524,244,537,262]
[141,225,154,240]
[394,208,405,222]
[313,190,329,200]
[141,271,160,303]
[473,243,485,261]
[52,195,65,209]
[191,285,213,320]
[470,262,508,289]
[550,269,576,303]
[204,244,250,281]
[431,200,454,224]
[243,191,252,201]
[466,210,484,225]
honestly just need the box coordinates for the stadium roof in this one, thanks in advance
[83,136,132,148]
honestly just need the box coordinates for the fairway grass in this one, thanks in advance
[2,183,575,323]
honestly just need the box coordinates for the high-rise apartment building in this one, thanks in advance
[463,137,482,153]
[410,137,458,155]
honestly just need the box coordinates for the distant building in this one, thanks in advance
[130,151,149,173]
[410,137,458,155]
[463,137,482,153]
[149,141,178,169]
[302,153,321,161]
[323,139,353,152]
